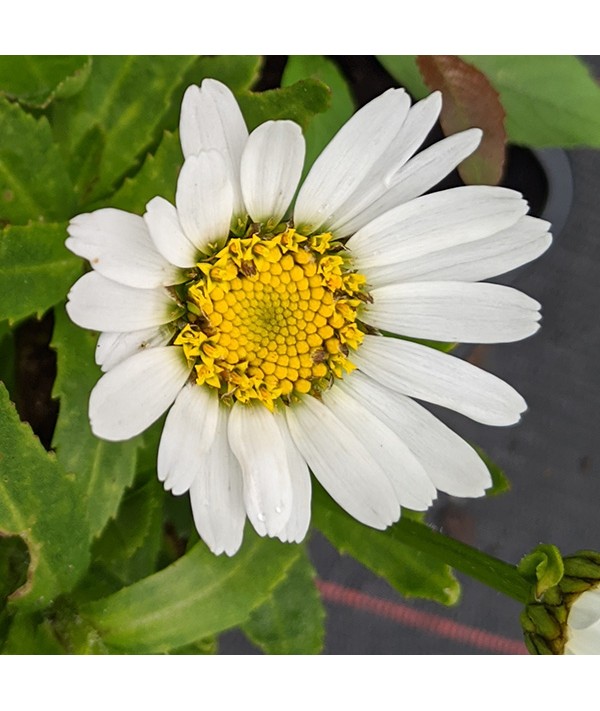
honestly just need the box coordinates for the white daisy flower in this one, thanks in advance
[65,78,552,556]
[565,586,600,654]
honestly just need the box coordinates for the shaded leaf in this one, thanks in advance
[237,79,331,132]
[242,547,325,654]
[313,483,460,605]
[463,55,600,147]
[81,532,301,653]
[68,124,105,205]
[376,55,428,98]
[109,130,181,214]
[0,56,91,108]
[476,446,511,496]
[417,55,506,185]
[51,309,139,540]
[169,637,218,655]
[0,98,75,224]
[0,382,90,610]
[0,223,81,324]
[282,56,355,175]
[51,56,197,202]
[1,611,65,654]
[90,475,164,587]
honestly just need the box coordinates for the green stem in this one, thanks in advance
[393,518,530,603]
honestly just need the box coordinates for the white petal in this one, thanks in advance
[96,325,175,372]
[157,383,220,495]
[175,151,233,253]
[285,395,400,528]
[273,418,311,544]
[227,404,293,537]
[189,405,246,556]
[364,216,552,286]
[366,281,542,344]
[322,384,436,510]
[89,346,191,441]
[565,619,600,655]
[179,80,248,217]
[568,588,600,631]
[329,92,444,236]
[337,128,483,236]
[144,197,199,268]
[353,335,527,426]
[66,272,183,333]
[241,120,305,225]
[339,372,491,497]
[293,88,411,233]
[66,208,182,288]
[348,186,528,269]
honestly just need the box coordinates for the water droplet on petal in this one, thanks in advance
[275,505,283,514]
[257,512,266,522]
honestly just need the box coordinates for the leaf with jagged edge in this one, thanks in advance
[242,546,325,654]
[0,382,90,611]
[0,56,92,109]
[238,78,331,133]
[80,532,302,653]
[51,309,140,541]
[313,482,460,606]
[0,98,75,224]
[282,56,355,176]
[417,55,506,186]
[51,56,198,203]
[0,223,81,324]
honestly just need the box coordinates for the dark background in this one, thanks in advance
[221,55,600,654]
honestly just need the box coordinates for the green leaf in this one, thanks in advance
[0,382,90,610]
[89,475,164,587]
[0,98,75,224]
[518,544,564,598]
[1,611,65,654]
[0,56,92,108]
[51,56,198,202]
[81,532,301,653]
[242,547,325,654]
[463,55,600,147]
[237,79,331,133]
[313,483,460,605]
[282,56,355,174]
[0,223,81,324]
[169,637,217,655]
[476,446,511,496]
[377,55,429,98]
[51,309,139,540]
[109,130,181,213]
[186,55,262,93]
[417,55,506,185]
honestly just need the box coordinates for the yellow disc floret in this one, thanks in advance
[173,227,370,410]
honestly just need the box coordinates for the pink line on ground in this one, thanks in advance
[316,579,528,655]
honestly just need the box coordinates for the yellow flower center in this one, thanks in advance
[174,227,369,410]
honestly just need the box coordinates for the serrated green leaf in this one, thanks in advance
[81,532,301,653]
[0,223,81,324]
[51,56,198,202]
[463,55,600,147]
[0,56,91,109]
[377,55,429,98]
[0,98,75,224]
[109,130,181,213]
[187,56,262,92]
[0,382,90,610]
[282,56,355,175]
[242,547,324,654]
[237,79,331,132]
[51,309,139,540]
[313,483,460,605]
[68,124,105,205]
